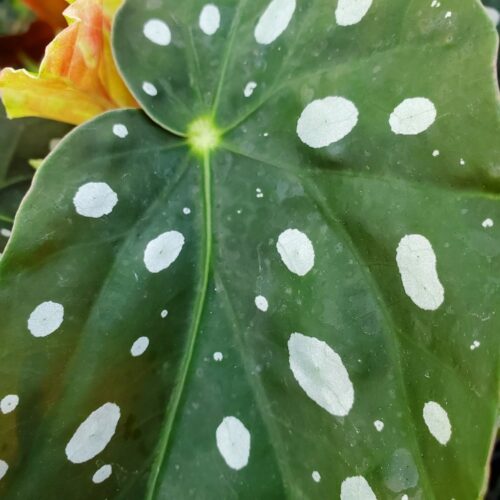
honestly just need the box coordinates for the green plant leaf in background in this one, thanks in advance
[0,0,499,498]
[0,0,33,36]
[0,102,72,251]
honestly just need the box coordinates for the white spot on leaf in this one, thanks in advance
[183,207,191,215]
[341,476,377,500]
[485,6,500,25]
[199,4,220,35]
[0,228,11,238]
[161,309,168,318]
[482,218,494,228]
[0,460,8,481]
[432,149,439,157]
[335,0,373,26]
[297,96,358,148]
[144,231,185,273]
[65,403,121,463]
[142,82,158,96]
[255,295,269,312]
[216,416,251,470]
[92,464,112,484]
[112,124,128,138]
[131,336,149,357]
[28,301,64,338]
[374,419,384,431]
[396,234,444,311]
[276,229,315,276]
[254,0,296,45]
[143,19,171,46]
[213,351,223,362]
[244,81,257,97]
[312,470,321,482]
[423,401,451,445]
[470,340,480,350]
[0,395,19,414]
[73,182,118,218]
[288,333,354,417]
[389,98,437,135]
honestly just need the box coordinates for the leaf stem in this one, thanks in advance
[145,153,213,499]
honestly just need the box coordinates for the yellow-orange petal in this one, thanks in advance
[0,0,138,125]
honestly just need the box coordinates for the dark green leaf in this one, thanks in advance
[0,0,499,498]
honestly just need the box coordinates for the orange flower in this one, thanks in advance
[0,0,138,125]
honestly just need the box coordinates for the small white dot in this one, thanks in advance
[312,470,321,482]
[131,336,149,357]
[161,309,168,318]
[0,228,11,238]
[142,82,158,96]
[254,295,269,312]
[402,495,409,500]
[432,149,439,157]
[444,11,452,18]
[183,207,191,215]
[460,158,466,165]
[470,340,481,350]
[213,352,223,362]
[243,81,257,97]
[112,124,128,138]
[482,218,494,228]
[374,420,384,431]
[92,464,112,484]
[0,395,19,414]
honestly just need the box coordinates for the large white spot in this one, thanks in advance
[143,19,171,46]
[143,231,185,273]
[335,0,373,26]
[341,476,377,500]
[0,460,8,481]
[73,182,118,218]
[288,333,354,417]
[312,470,321,482]
[374,419,384,431]
[396,234,444,310]
[28,301,64,338]
[130,336,149,357]
[213,351,223,361]
[255,295,269,312]
[389,98,437,135]
[297,96,359,148]
[216,416,251,470]
[65,403,121,464]
[0,395,19,414]
[254,0,296,45]
[142,82,158,96]
[423,401,451,445]
[112,124,128,138]
[276,229,315,276]
[199,4,220,35]
[92,464,112,484]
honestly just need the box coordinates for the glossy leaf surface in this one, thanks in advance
[0,0,499,499]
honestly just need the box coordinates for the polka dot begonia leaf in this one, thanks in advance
[0,0,499,498]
